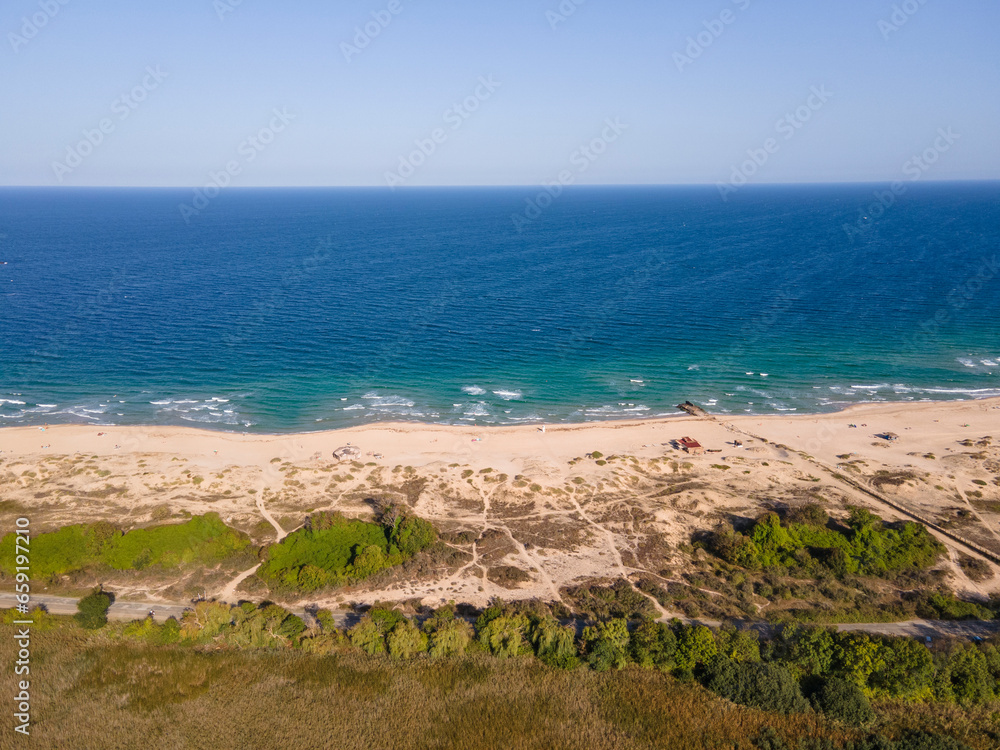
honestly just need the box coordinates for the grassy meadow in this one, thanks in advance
[3,614,1000,750]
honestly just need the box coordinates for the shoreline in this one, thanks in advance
[3,394,999,440]
[2,396,998,473]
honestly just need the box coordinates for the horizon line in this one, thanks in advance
[1,179,998,190]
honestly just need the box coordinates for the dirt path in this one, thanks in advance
[718,416,1000,573]
[955,479,1000,547]
[219,564,261,603]
[216,482,286,601]
[257,486,288,541]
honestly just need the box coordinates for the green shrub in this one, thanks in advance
[0,514,249,578]
[811,676,875,725]
[478,613,531,659]
[425,612,473,659]
[387,620,428,659]
[258,511,436,591]
[102,513,250,570]
[75,588,111,630]
[708,509,943,578]
[583,619,630,672]
[705,657,808,714]
[630,621,677,671]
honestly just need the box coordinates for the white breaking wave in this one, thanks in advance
[492,389,522,400]
[463,403,491,417]
[462,385,486,396]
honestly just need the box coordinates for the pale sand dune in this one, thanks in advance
[1,397,998,609]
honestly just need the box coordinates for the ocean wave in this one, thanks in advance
[0,399,26,405]
[920,387,1000,396]
[492,389,523,401]
[461,385,486,396]
[58,408,103,421]
[583,404,650,417]
[362,393,416,408]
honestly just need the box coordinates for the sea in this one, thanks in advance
[1,183,998,432]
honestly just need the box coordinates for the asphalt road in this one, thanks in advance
[3,593,999,641]
[0,593,351,627]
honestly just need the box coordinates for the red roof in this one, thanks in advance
[678,436,702,448]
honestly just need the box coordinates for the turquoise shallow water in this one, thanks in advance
[0,184,998,432]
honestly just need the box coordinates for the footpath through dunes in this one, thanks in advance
[0,397,998,618]
[723,399,1000,566]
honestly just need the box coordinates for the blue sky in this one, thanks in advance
[1,0,997,186]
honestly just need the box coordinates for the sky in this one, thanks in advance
[1,0,998,187]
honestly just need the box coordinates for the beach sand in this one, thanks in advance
[2,397,999,609]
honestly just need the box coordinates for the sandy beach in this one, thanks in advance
[2,397,999,609]
[3,396,998,472]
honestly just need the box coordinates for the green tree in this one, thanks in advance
[834,632,885,692]
[478,613,530,658]
[870,636,934,699]
[350,545,388,579]
[314,608,338,633]
[529,615,578,669]
[387,619,428,659]
[157,617,181,645]
[297,564,330,592]
[778,625,835,678]
[811,676,876,726]
[349,616,387,655]
[426,617,473,659]
[180,601,234,641]
[717,626,761,664]
[391,516,437,557]
[75,588,111,630]
[674,624,718,672]
[705,657,808,714]
[583,618,630,672]
[630,621,677,671]
[946,644,994,705]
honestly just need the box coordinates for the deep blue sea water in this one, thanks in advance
[0,184,998,432]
